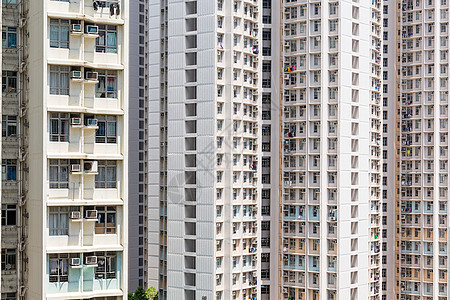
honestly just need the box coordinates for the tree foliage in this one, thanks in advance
[128,286,158,300]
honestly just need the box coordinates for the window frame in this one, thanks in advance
[1,249,16,271]
[2,71,17,93]
[95,160,117,188]
[49,159,69,189]
[2,115,17,137]
[49,206,69,236]
[48,253,69,283]
[96,115,117,143]
[1,204,16,226]
[49,19,70,49]
[95,206,117,234]
[2,159,16,181]
[95,70,118,99]
[49,112,69,142]
[49,65,70,95]
[92,251,117,279]
[96,24,117,53]
[2,27,16,48]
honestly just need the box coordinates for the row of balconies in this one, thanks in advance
[46,250,122,295]
[47,0,123,19]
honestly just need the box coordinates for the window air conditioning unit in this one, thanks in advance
[71,24,82,33]
[87,118,98,126]
[86,25,99,35]
[70,211,81,219]
[71,118,82,126]
[70,258,81,266]
[71,70,82,79]
[71,164,81,174]
[85,256,98,265]
[86,71,98,81]
[84,161,98,173]
[85,209,98,219]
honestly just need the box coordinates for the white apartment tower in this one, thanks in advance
[281,0,382,299]
[146,0,280,299]
[399,0,449,298]
[1,0,129,299]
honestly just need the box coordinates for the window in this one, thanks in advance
[262,61,271,72]
[49,159,69,189]
[49,113,69,142]
[50,65,70,95]
[262,78,271,88]
[2,0,18,4]
[96,115,117,143]
[262,110,271,120]
[2,71,17,93]
[1,293,17,300]
[49,207,69,236]
[1,205,16,226]
[48,253,69,282]
[2,159,16,181]
[262,15,271,24]
[2,116,17,137]
[96,25,117,53]
[91,251,117,279]
[2,27,16,48]
[96,70,117,98]
[95,161,117,188]
[262,29,271,41]
[95,206,116,234]
[50,19,69,48]
[262,46,271,56]
[1,249,16,270]
[262,142,271,152]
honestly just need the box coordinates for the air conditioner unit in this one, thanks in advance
[70,257,81,266]
[253,24,258,29]
[84,161,98,173]
[70,117,82,126]
[87,118,98,126]
[85,209,98,219]
[70,211,81,219]
[71,164,81,173]
[71,24,82,33]
[85,256,98,265]
[71,70,82,79]
[86,71,99,81]
[86,25,99,35]
[284,42,290,47]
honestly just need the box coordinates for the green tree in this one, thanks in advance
[145,286,158,300]
[128,286,158,300]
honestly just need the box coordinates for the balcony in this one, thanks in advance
[46,251,123,296]
[47,164,124,204]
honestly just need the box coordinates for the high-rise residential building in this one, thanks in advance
[281,0,383,299]
[141,0,281,299]
[1,0,129,299]
[398,0,449,298]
